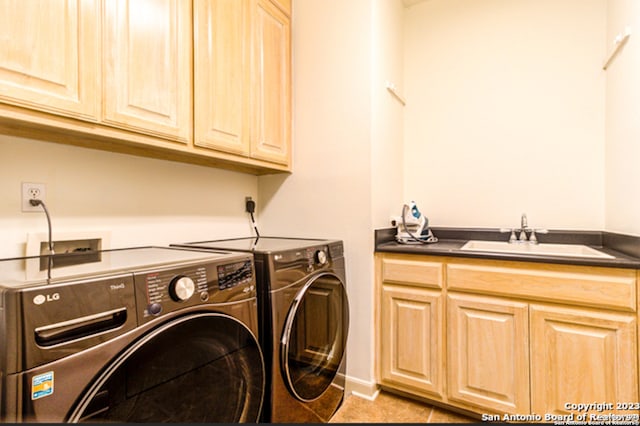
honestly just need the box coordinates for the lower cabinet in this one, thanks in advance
[447,293,530,414]
[530,304,638,415]
[375,253,639,419]
[379,284,444,398]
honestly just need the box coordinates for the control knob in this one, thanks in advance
[315,250,328,265]
[169,275,195,301]
[148,303,162,316]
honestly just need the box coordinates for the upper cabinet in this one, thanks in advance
[0,0,100,121]
[269,0,291,15]
[103,0,192,143]
[194,0,291,166]
[250,0,291,165]
[0,0,291,174]
[193,0,250,155]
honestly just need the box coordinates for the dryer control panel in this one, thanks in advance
[272,245,332,272]
[135,255,255,324]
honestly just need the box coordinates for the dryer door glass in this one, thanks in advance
[69,313,264,423]
[281,272,349,402]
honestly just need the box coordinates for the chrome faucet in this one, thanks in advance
[518,213,528,242]
[500,213,547,244]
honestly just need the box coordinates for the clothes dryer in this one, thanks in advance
[0,246,264,423]
[173,237,349,423]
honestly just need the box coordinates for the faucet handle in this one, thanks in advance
[500,228,518,243]
[529,228,548,244]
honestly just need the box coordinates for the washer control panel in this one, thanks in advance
[217,260,253,290]
[135,255,255,324]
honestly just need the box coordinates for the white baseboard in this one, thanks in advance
[344,375,380,401]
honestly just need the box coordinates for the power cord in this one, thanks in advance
[245,197,260,238]
[30,199,54,254]
[29,199,55,279]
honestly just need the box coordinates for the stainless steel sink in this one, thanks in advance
[459,240,615,259]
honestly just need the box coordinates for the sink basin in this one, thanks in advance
[460,240,615,259]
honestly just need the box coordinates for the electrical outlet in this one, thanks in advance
[22,182,46,212]
[245,196,256,213]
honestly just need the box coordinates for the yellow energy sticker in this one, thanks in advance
[31,371,54,400]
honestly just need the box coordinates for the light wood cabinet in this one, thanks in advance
[447,293,530,414]
[268,0,291,15]
[447,258,637,312]
[376,254,445,399]
[380,284,444,398]
[375,252,639,418]
[380,256,444,288]
[0,0,291,175]
[530,304,638,415]
[0,0,99,121]
[103,0,192,142]
[250,0,291,165]
[191,0,291,165]
[193,0,249,155]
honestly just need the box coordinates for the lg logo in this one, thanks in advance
[33,293,60,305]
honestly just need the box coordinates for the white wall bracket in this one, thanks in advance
[385,81,406,106]
[603,26,631,70]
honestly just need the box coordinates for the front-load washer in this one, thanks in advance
[0,246,264,423]
[172,237,349,423]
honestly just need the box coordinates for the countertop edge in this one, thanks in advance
[375,228,640,269]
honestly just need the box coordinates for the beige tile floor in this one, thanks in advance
[329,390,478,423]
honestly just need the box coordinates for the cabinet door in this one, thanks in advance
[0,0,99,120]
[193,0,250,156]
[380,284,444,398]
[103,0,192,143]
[530,304,638,415]
[268,0,291,16]
[447,293,530,414]
[250,0,291,165]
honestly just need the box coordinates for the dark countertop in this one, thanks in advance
[375,227,640,269]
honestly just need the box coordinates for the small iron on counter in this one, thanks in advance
[391,201,438,244]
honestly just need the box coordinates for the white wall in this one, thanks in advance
[372,0,405,228]
[605,0,640,236]
[403,0,607,230]
[259,0,404,396]
[0,135,258,259]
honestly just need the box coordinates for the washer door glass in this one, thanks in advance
[69,313,264,423]
[281,272,349,402]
